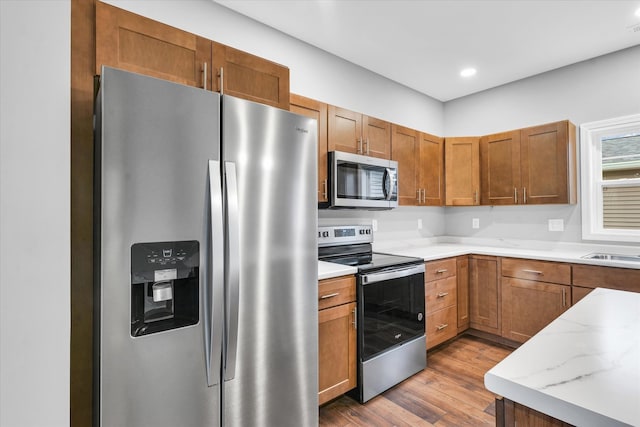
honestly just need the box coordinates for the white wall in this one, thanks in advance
[0,2,70,426]
[103,0,444,136]
[443,46,640,244]
[444,45,640,136]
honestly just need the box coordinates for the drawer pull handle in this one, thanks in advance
[436,324,449,331]
[522,269,543,275]
[436,292,449,298]
[436,269,448,274]
[320,292,339,299]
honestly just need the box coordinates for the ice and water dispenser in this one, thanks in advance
[130,241,199,337]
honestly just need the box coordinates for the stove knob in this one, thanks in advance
[322,231,329,238]
[359,229,365,235]
[366,229,371,234]
[318,231,321,238]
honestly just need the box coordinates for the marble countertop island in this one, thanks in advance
[484,288,640,427]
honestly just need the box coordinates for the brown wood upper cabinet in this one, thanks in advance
[445,137,480,206]
[290,94,328,203]
[391,125,419,205]
[96,1,212,89]
[419,132,445,206]
[480,121,577,205]
[328,105,390,159]
[96,2,290,110]
[213,42,290,110]
[391,126,444,206]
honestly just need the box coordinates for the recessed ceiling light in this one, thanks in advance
[635,7,640,17]
[460,68,477,78]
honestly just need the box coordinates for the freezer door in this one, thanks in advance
[96,67,222,427]
[222,96,319,427]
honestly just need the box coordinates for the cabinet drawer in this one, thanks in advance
[426,276,457,312]
[425,258,456,282]
[501,258,570,285]
[426,305,457,349]
[318,276,356,310]
[572,264,640,292]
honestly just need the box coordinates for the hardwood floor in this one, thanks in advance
[319,335,513,426]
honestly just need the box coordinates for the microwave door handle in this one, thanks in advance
[206,160,224,387]
[384,168,393,201]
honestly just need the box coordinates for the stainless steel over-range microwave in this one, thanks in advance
[325,151,398,209]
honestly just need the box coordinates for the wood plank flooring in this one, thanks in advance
[319,335,513,427]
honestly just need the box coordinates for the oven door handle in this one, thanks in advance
[360,264,425,285]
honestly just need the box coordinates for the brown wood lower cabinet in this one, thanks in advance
[501,258,571,343]
[318,276,357,405]
[571,285,594,304]
[469,255,500,334]
[456,256,470,333]
[501,278,570,343]
[425,258,457,349]
[572,263,640,293]
[496,397,574,427]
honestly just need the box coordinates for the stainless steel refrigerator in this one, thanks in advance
[94,66,318,427]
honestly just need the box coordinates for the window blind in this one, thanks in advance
[603,184,640,229]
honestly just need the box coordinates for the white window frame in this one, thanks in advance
[581,113,640,242]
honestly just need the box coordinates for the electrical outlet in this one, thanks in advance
[372,219,378,232]
[548,219,564,231]
[417,219,423,230]
[472,218,480,229]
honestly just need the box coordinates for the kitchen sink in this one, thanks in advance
[581,253,640,263]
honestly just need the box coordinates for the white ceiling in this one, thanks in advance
[213,0,640,101]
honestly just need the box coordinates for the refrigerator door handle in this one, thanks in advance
[206,160,224,387]
[224,161,240,381]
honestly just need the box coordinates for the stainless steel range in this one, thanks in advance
[318,225,426,403]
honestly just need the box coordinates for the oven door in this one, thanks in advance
[358,263,425,361]
[329,151,398,209]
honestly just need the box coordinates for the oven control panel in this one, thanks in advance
[318,225,373,247]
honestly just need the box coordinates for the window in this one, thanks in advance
[581,114,640,242]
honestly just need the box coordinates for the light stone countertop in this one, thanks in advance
[317,236,640,279]
[318,260,357,281]
[484,288,640,427]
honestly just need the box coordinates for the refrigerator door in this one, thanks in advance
[96,67,222,427]
[221,96,319,427]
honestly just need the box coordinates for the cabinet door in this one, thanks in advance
[480,130,521,205]
[318,302,357,405]
[520,121,576,204]
[502,278,570,343]
[469,256,500,334]
[391,125,419,206]
[96,2,211,89]
[213,42,290,109]
[328,106,362,155]
[290,94,328,203]
[419,133,445,206]
[445,137,480,205]
[456,256,470,333]
[572,286,594,305]
[363,116,391,159]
